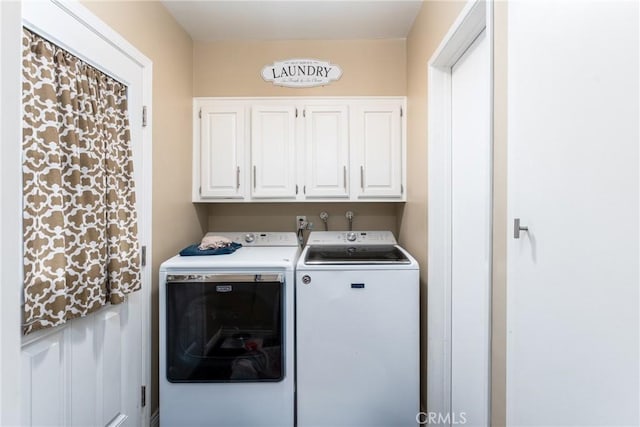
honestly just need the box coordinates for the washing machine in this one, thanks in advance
[159,232,299,427]
[296,231,420,427]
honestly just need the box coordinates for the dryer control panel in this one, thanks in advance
[204,232,299,246]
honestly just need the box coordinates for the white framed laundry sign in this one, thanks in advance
[261,58,342,88]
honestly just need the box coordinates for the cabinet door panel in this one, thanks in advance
[357,104,402,198]
[251,106,297,198]
[200,106,244,198]
[304,106,349,198]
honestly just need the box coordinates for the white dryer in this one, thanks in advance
[159,232,299,427]
[296,231,420,427]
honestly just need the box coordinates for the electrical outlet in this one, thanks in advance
[296,216,307,229]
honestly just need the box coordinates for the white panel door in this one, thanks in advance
[507,1,639,425]
[21,1,150,426]
[355,103,403,198]
[450,28,491,427]
[304,105,349,198]
[251,105,297,198]
[21,333,66,426]
[200,105,245,199]
[22,304,137,427]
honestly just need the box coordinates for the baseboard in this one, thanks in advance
[150,409,159,427]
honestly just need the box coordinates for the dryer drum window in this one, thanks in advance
[166,275,284,383]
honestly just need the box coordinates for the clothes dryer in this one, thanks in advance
[159,232,299,427]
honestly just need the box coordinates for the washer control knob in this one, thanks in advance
[302,275,311,285]
[244,233,255,243]
[346,232,357,242]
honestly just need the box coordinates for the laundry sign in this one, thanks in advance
[261,58,342,88]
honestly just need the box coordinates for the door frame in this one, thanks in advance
[1,0,152,424]
[0,1,24,425]
[426,0,493,423]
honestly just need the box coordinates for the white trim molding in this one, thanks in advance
[426,0,494,425]
[0,1,24,424]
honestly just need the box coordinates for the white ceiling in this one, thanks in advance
[161,1,423,41]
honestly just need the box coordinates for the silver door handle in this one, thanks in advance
[236,166,240,190]
[514,218,529,239]
[360,166,364,189]
[343,166,347,189]
[253,165,256,189]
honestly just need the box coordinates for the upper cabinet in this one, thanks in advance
[198,105,245,199]
[304,105,350,199]
[192,97,406,203]
[354,103,403,198]
[251,105,297,199]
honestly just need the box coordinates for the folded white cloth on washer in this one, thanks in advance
[198,235,234,250]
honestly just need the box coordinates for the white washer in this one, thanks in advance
[296,231,420,427]
[159,232,299,427]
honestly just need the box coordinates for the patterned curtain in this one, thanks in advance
[22,29,141,335]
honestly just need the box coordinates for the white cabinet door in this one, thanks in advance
[354,103,403,198]
[193,97,406,203]
[251,105,297,198]
[304,105,349,198]
[200,105,244,199]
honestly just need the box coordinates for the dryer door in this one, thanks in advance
[166,274,284,382]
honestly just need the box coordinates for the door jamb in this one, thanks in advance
[426,0,494,424]
[0,1,24,424]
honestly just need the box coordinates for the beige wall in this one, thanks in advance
[404,0,466,409]
[405,1,508,423]
[194,38,407,231]
[80,1,202,414]
[206,203,399,235]
[194,39,406,96]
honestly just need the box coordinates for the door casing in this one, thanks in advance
[0,1,24,425]
[426,0,494,424]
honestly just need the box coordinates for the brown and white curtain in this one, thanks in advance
[22,28,141,335]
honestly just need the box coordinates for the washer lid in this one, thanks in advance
[304,245,411,265]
